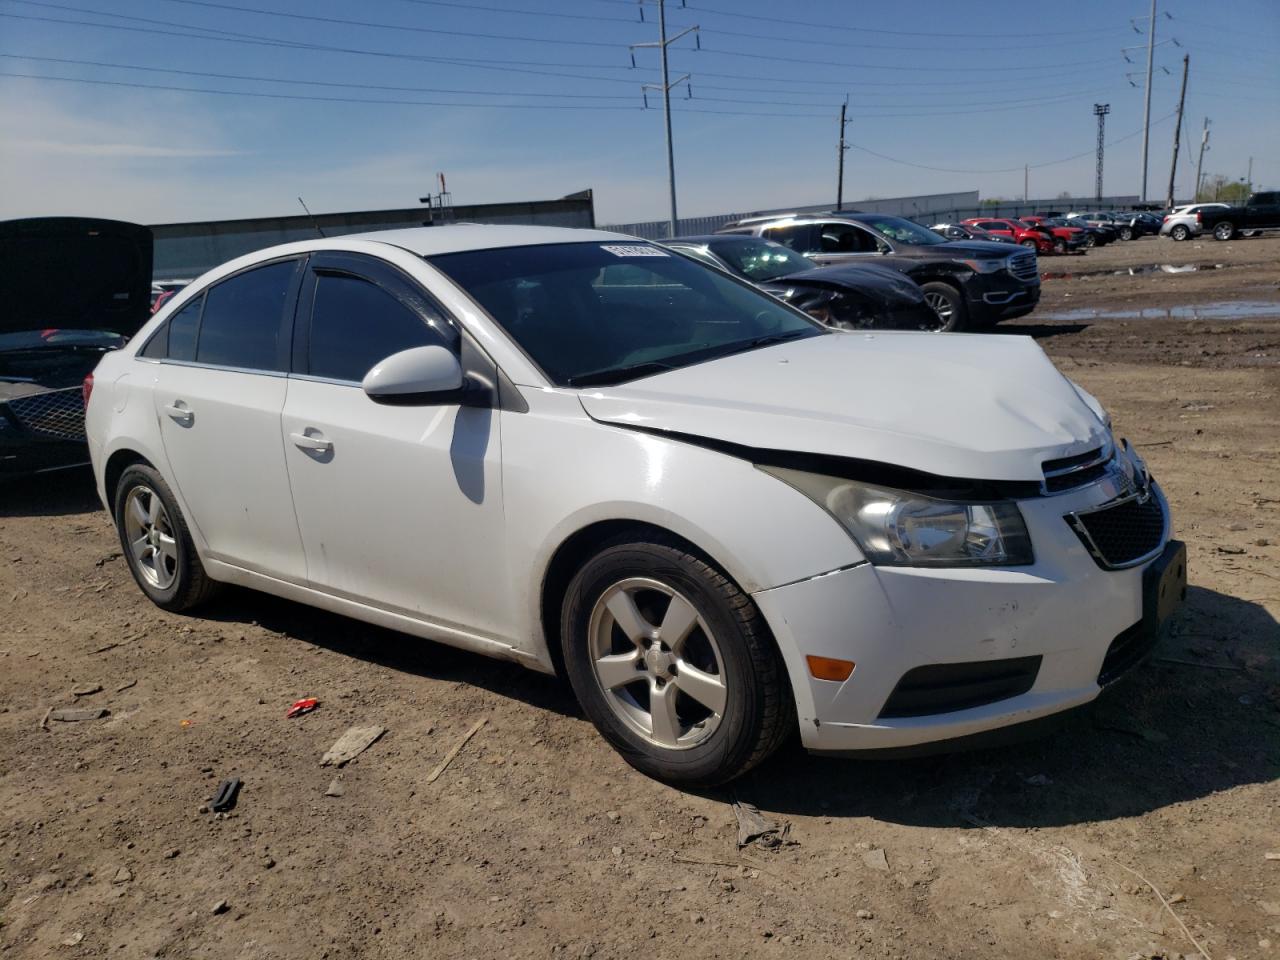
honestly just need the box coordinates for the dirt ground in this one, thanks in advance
[2,235,1278,960]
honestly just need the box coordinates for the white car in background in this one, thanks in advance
[1159,203,1230,241]
[84,225,1185,786]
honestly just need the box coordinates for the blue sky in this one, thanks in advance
[0,0,1276,225]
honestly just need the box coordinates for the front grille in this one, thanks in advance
[1067,495,1165,569]
[1097,620,1157,685]
[6,387,86,441]
[1041,445,1112,494]
[1008,252,1039,281]
[878,655,1042,719]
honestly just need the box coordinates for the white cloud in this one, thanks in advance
[8,138,243,159]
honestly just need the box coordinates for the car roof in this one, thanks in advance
[345,223,636,256]
[669,234,766,245]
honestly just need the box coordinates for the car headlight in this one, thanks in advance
[759,466,1034,567]
[959,258,1006,274]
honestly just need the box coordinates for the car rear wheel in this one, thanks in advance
[1054,239,1067,255]
[561,538,792,787]
[1213,221,1236,241]
[1170,224,1190,241]
[1019,239,1038,249]
[114,464,220,611]
[919,282,968,333]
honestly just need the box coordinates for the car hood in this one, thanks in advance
[577,333,1109,483]
[0,217,154,338]
[770,263,925,303]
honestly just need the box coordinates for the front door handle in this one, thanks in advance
[290,431,333,454]
[163,402,194,424]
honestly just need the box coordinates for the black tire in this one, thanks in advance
[1084,234,1098,248]
[919,281,968,333]
[560,537,793,787]
[1119,226,1134,241]
[1170,225,1190,241]
[113,463,220,612]
[1213,221,1236,241]
[1054,238,1067,255]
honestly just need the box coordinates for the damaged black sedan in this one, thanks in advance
[663,234,941,331]
[0,218,153,477]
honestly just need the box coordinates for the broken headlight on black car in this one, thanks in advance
[775,288,877,330]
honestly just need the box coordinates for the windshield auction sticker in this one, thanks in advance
[600,244,669,257]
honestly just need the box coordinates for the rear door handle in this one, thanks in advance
[290,431,333,453]
[163,402,194,424]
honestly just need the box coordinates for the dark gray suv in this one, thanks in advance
[717,213,1040,332]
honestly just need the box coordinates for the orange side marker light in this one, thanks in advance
[806,655,855,682]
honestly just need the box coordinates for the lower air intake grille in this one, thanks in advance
[6,387,86,441]
[1067,495,1165,570]
[1097,620,1156,686]
[878,656,1042,719]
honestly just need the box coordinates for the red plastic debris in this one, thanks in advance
[286,697,319,718]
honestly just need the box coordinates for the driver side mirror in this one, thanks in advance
[362,345,465,405]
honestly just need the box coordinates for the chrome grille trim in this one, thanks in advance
[1040,441,1114,495]
[1008,252,1039,281]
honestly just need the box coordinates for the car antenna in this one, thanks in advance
[297,196,326,238]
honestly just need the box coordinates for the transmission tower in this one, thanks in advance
[1093,104,1110,202]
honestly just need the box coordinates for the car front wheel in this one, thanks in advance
[920,281,968,333]
[114,463,220,611]
[1120,226,1134,241]
[561,538,792,787]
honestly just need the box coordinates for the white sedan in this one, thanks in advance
[85,225,1185,785]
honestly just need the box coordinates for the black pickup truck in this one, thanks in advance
[1204,192,1280,240]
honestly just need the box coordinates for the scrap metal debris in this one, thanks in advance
[286,697,319,718]
[72,684,103,697]
[321,725,386,767]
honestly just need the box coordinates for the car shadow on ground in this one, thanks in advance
[200,587,581,721]
[0,466,101,518]
[740,584,1279,828]
[995,321,1090,339]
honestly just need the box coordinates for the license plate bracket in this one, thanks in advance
[1142,539,1187,639]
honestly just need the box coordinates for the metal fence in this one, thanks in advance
[604,193,1144,239]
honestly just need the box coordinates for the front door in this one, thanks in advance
[152,258,307,582]
[279,254,513,641]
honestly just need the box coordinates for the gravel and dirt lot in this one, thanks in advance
[2,235,1278,960]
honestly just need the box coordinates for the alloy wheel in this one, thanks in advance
[922,291,953,330]
[123,485,178,589]
[588,577,727,750]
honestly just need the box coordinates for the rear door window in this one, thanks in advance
[306,272,452,383]
[195,260,296,371]
[762,223,818,253]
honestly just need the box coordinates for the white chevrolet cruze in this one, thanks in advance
[85,225,1186,786]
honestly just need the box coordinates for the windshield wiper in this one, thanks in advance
[566,360,677,388]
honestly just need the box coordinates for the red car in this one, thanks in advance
[1020,215,1087,254]
[962,218,1055,254]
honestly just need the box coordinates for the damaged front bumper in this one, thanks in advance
[752,479,1181,754]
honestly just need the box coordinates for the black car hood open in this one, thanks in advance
[0,217,154,338]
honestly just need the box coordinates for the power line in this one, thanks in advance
[678,1,1131,39]
[0,69,835,116]
[844,111,1177,175]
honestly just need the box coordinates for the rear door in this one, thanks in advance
[279,253,513,639]
[150,258,307,581]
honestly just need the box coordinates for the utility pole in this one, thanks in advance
[1166,53,1189,208]
[1139,0,1157,201]
[1194,117,1210,201]
[631,0,699,239]
[1093,103,1110,202]
[1023,165,1028,203]
[836,98,850,210]
[1247,156,1253,195]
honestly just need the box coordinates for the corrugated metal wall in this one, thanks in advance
[150,193,596,280]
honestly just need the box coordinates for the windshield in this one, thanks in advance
[429,241,824,387]
[706,238,813,281]
[855,216,947,245]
